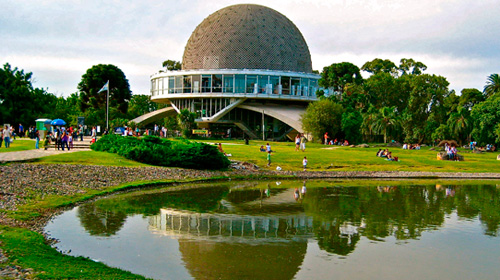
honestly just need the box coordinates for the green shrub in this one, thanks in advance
[91,134,230,170]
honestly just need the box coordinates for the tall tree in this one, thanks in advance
[459,88,484,111]
[301,99,343,142]
[78,64,132,115]
[162,60,182,70]
[402,74,449,143]
[471,93,500,145]
[399,58,427,76]
[127,94,163,119]
[361,58,397,75]
[0,63,58,127]
[484,73,500,98]
[371,106,401,143]
[177,109,197,138]
[319,62,363,95]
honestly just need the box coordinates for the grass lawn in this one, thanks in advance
[33,151,151,167]
[31,138,500,173]
[204,139,500,173]
[0,139,36,152]
[2,138,500,279]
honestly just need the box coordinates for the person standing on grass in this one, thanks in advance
[35,129,40,149]
[3,126,11,148]
[295,134,300,151]
[267,150,271,167]
[300,134,307,152]
[303,156,308,171]
[0,128,3,148]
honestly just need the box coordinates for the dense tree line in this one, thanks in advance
[303,59,500,146]
[0,63,162,131]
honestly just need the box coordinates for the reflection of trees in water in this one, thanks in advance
[77,203,127,236]
[304,185,500,254]
[76,182,500,241]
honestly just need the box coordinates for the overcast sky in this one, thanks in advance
[2,0,499,97]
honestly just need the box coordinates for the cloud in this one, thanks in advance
[1,0,498,97]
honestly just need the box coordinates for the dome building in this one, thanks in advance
[147,4,319,139]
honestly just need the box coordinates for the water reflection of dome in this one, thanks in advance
[149,209,314,243]
[178,239,306,280]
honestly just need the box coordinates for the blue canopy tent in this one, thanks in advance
[51,119,66,126]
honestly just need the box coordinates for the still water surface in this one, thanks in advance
[45,180,500,280]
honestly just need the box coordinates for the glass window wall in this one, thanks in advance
[270,76,279,94]
[291,78,301,95]
[212,74,222,93]
[168,77,175,94]
[183,76,192,93]
[258,75,268,94]
[223,75,234,93]
[246,75,257,94]
[281,76,290,95]
[192,75,200,93]
[235,75,245,93]
[202,75,211,93]
[175,76,183,93]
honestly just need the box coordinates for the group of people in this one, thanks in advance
[294,133,307,152]
[376,149,399,161]
[324,132,349,146]
[402,143,421,150]
[444,143,458,160]
[46,125,90,150]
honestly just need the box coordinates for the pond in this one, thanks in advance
[44,180,500,280]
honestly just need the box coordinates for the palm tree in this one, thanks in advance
[361,106,378,142]
[484,73,500,98]
[447,108,471,144]
[371,106,401,143]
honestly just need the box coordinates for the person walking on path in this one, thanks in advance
[303,156,308,171]
[19,124,24,138]
[35,129,40,149]
[3,126,11,148]
[79,125,84,141]
[267,151,271,167]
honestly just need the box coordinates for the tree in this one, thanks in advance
[177,109,197,138]
[459,88,484,110]
[399,58,427,75]
[78,64,132,116]
[162,60,181,70]
[301,99,344,142]
[164,116,180,136]
[371,106,401,143]
[447,107,471,144]
[484,73,500,98]
[402,74,449,143]
[0,63,59,127]
[471,93,500,145]
[127,94,162,119]
[364,72,409,111]
[341,109,363,144]
[361,58,397,75]
[319,62,363,95]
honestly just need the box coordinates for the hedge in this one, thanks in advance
[91,134,230,170]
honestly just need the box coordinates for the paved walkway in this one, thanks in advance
[0,148,90,162]
[0,137,93,162]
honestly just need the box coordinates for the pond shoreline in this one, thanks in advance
[2,162,500,278]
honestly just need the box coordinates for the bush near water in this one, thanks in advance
[91,134,230,170]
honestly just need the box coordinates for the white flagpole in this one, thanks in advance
[106,80,109,131]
